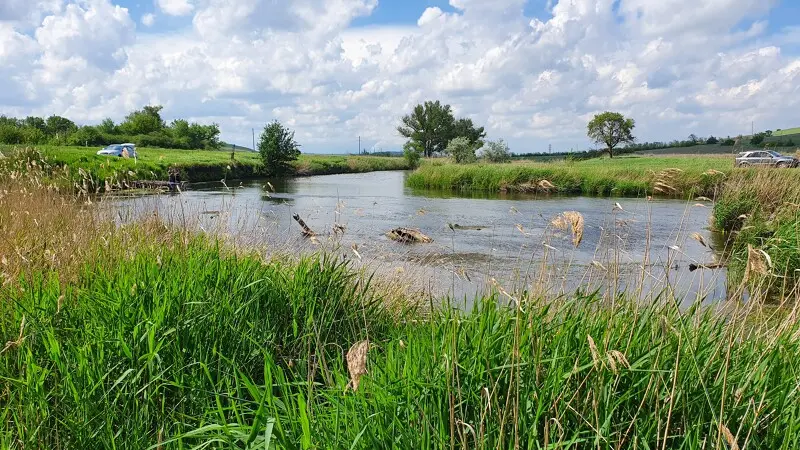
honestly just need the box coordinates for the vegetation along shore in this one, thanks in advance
[2,151,800,448]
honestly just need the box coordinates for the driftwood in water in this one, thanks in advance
[449,224,487,231]
[387,227,433,243]
[689,263,726,272]
[293,214,316,237]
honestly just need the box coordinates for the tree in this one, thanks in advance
[98,118,117,134]
[258,120,300,176]
[688,134,698,144]
[481,139,511,163]
[446,136,477,164]
[706,136,719,144]
[403,141,423,169]
[120,105,165,135]
[45,115,77,141]
[750,133,765,146]
[453,117,486,149]
[586,112,635,158]
[397,100,455,157]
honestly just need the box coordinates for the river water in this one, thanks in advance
[110,171,728,306]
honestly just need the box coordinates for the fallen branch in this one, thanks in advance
[292,214,316,237]
[386,227,433,243]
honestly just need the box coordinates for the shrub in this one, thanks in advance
[258,120,301,176]
[481,139,511,163]
[403,141,423,169]
[446,136,477,164]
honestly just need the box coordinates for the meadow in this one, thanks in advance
[2,156,800,449]
[406,155,733,197]
[0,145,410,191]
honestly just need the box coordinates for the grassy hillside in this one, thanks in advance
[774,127,800,137]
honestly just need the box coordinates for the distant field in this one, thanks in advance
[774,127,800,137]
[0,145,409,191]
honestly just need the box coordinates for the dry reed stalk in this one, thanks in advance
[743,244,771,283]
[690,232,708,248]
[587,335,600,369]
[1,316,25,354]
[346,340,369,391]
[550,211,585,248]
[719,423,740,450]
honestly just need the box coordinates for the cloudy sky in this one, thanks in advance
[1,0,799,153]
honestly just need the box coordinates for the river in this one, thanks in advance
[109,171,728,307]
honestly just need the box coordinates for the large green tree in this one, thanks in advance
[397,101,454,157]
[398,101,487,157]
[259,120,300,176]
[587,112,635,158]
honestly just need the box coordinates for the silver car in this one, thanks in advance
[734,150,798,168]
[97,143,137,158]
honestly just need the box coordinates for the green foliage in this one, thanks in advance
[407,156,732,197]
[403,141,423,169]
[750,133,766,146]
[481,138,511,163]
[397,100,486,157]
[0,107,221,150]
[258,120,301,176]
[446,136,477,164]
[706,135,719,144]
[587,111,635,157]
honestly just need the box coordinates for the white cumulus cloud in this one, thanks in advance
[156,0,194,16]
[141,13,155,27]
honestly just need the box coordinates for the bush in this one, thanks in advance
[706,136,718,144]
[481,139,511,163]
[446,136,477,164]
[403,141,423,169]
[258,120,301,176]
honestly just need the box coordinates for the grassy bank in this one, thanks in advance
[0,145,409,191]
[406,156,732,197]
[2,155,800,448]
[712,169,800,289]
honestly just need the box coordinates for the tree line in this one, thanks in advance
[0,105,221,150]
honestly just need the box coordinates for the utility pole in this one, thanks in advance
[252,128,256,153]
[548,144,552,154]
[358,135,361,155]
[751,121,754,136]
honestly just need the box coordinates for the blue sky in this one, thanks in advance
[1,0,799,153]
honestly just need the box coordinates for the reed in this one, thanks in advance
[406,156,732,197]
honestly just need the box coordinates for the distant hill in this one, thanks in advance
[774,127,800,137]
[220,142,255,152]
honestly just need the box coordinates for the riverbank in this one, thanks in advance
[0,145,410,191]
[2,153,800,448]
[406,155,732,197]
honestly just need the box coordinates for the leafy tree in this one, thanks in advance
[586,112,635,158]
[403,141,423,168]
[688,134,698,144]
[98,118,117,134]
[453,118,486,149]
[765,130,773,137]
[23,116,46,132]
[750,133,765,146]
[481,139,511,163]
[69,126,102,146]
[0,125,22,144]
[397,100,455,157]
[706,136,719,144]
[258,120,300,176]
[21,127,47,145]
[45,115,77,141]
[446,136,477,164]
[121,105,165,135]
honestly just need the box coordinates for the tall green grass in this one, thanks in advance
[406,156,731,197]
[2,230,800,448]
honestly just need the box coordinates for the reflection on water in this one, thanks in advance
[108,171,729,306]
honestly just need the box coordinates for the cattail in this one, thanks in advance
[551,211,585,248]
[719,424,739,450]
[690,232,708,248]
[587,335,600,369]
[346,340,370,391]
[743,244,770,282]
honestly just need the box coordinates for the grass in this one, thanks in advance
[773,127,800,137]
[0,145,409,192]
[406,155,732,197]
[2,150,800,448]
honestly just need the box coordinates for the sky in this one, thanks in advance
[1,0,799,153]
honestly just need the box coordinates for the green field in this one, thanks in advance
[0,145,409,191]
[773,127,800,137]
[1,167,799,448]
[407,155,733,197]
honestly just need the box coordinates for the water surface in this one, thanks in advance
[110,171,728,305]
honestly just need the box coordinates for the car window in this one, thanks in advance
[768,151,782,157]
[752,152,766,158]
